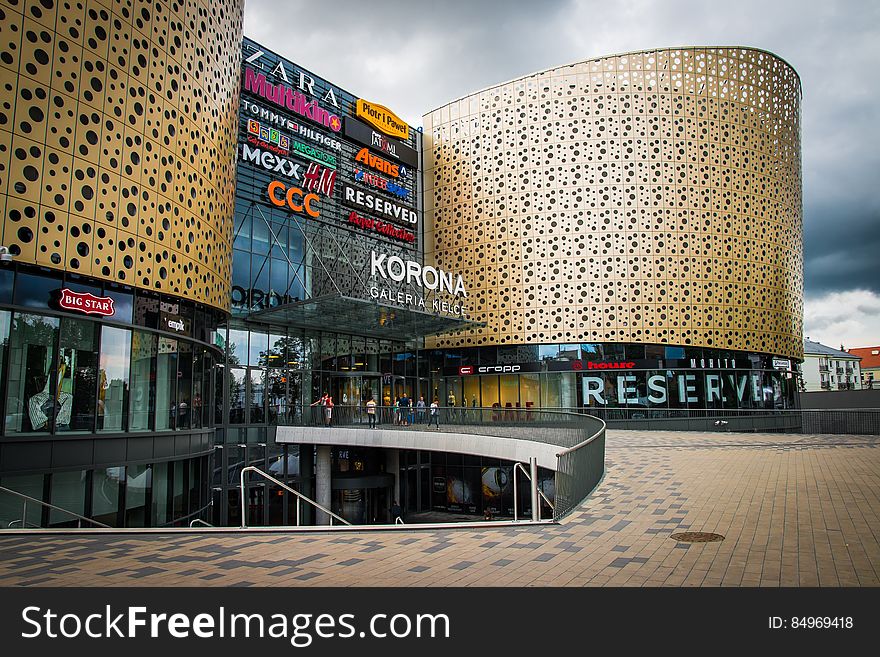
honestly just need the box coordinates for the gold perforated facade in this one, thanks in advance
[424,47,803,360]
[0,0,242,310]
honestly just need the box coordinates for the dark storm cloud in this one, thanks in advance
[244,0,880,297]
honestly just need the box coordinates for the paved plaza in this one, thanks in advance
[0,430,877,587]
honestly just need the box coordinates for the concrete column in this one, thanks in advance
[385,448,400,512]
[315,445,332,525]
[299,444,314,526]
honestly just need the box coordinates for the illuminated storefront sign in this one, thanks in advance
[346,210,415,244]
[342,184,416,225]
[354,168,409,200]
[241,99,342,151]
[243,46,340,108]
[344,118,418,168]
[247,119,290,152]
[302,163,337,197]
[240,143,302,179]
[58,289,115,317]
[582,373,769,406]
[370,252,467,297]
[355,147,400,177]
[243,68,342,133]
[267,180,320,218]
[355,99,408,139]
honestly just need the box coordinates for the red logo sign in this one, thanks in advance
[58,289,115,317]
[572,360,584,370]
[459,366,474,375]
[586,361,636,370]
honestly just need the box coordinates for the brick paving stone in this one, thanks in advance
[0,430,877,587]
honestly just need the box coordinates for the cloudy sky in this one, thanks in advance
[244,0,880,348]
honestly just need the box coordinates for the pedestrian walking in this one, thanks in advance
[430,397,440,429]
[390,500,403,524]
[416,395,427,424]
[366,396,377,429]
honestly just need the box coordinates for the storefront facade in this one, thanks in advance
[0,0,243,527]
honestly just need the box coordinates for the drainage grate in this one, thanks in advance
[670,532,724,543]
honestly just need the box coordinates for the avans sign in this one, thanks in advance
[371,252,467,297]
[267,180,320,218]
[244,68,341,133]
[355,147,400,177]
[355,99,408,140]
[58,289,115,317]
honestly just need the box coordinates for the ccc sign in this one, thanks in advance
[267,180,320,218]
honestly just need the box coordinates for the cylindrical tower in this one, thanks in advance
[0,0,243,529]
[424,47,802,360]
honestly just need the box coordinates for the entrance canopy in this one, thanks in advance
[246,293,483,341]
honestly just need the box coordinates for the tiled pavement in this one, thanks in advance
[0,429,878,587]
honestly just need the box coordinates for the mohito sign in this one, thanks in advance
[342,184,417,226]
[243,68,341,133]
[355,99,408,140]
[344,118,419,169]
[58,289,115,317]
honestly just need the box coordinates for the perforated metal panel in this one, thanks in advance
[424,47,803,359]
[0,0,243,310]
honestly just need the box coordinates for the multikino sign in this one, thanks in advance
[369,251,468,315]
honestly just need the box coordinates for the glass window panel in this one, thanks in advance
[520,374,540,409]
[249,330,269,367]
[14,272,59,308]
[480,376,499,407]
[98,326,130,432]
[155,338,178,430]
[176,342,193,429]
[124,464,151,527]
[5,313,60,434]
[105,289,133,324]
[91,467,121,526]
[229,367,246,424]
[267,369,285,425]
[151,461,170,527]
[499,374,519,407]
[48,470,87,526]
[129,330,157,431]
[172,460,186,521]
[58,318,99,432]
[250,368,266,424]
[227,329,248,366]
[0,473,45,528]
[463,377,480,408]
[0,268,13,303]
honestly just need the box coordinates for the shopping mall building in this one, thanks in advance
[0,0,802,527]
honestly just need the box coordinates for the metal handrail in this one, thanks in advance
[556,416,607,457]
[190,519,213,528]
[512,461,554,522]
[239,466,351,528]
[0,485,110,529]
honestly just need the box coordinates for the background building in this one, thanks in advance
[801,339,861,391]
[0,0,243,528]
[847,346,879,388]
[423,47,803,412]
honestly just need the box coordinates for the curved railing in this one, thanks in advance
[288,404,606,522]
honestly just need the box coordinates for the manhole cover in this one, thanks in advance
[670,532,724,543]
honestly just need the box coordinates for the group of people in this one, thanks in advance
[364,394,441,429]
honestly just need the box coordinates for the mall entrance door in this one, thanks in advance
[331,374,381,425]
